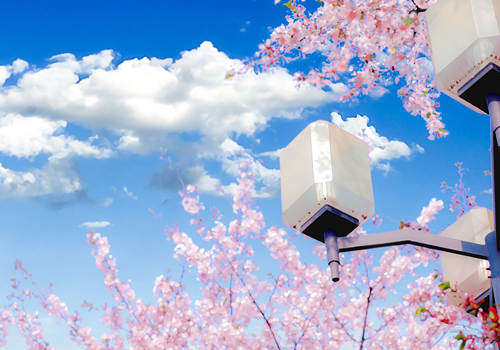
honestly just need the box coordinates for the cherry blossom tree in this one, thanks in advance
[0,163,497,349]
[254,0,445,139]
[0,1,496,347]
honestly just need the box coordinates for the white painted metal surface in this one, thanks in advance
[280,120,374,232]
[426,0,500,113]
[439,207,494,306]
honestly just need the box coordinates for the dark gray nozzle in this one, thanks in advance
[324,229,340,283]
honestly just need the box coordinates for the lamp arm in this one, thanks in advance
[338,228,489,260]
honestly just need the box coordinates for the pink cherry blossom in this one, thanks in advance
[255,0,447,139]
[0,163,496,348]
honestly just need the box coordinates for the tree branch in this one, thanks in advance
[237,275,282,350]
[359,286,373,350]
[409,0,427,14]
[266,274,280,310]
[293,293,329,349]
[331,310,358,343]
[229,274,233,316]
[248,288,282,350]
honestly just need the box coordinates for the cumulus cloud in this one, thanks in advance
[151,163,221,193]
[259,148,284,160]
[80,221,111,229]
[123,186,138,200]
[0,42,341,199]
[0,114,112,160]
[151,140,280,198]
[215,139,281,198]
[0,112,110,202]
[330,112,423,172]
[0,42,334,140]
[48,50,114,74]
[482,188,493,195]
[0,158,82,198]
[100,197,113,207]
[368,85,389,99]
[0,58,28,86]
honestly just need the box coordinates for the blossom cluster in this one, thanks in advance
[256,0,446,139]
[1,163,495,349]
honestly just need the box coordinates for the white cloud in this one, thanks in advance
[330,112,423,172]
[80,221,111,229]
[368,85,389,99]
[482,188,493,195]
[151,163,221,194]
[48,50,114,74]
[220,138,245,155]
[188,166,222,193]
[100,197,113,207]
[151,138,280,198]
[258,148,284,160]
[0,67,10,86]
[11,59,29,74]
[0,114,113,160]
[0,42,333,141]
[0,43,339,198]
[0,58,28,86]
[215,139,281,198]
[415,144,425,154]
[123,186,138,200]
[0,158,82,198]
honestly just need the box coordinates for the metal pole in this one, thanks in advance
[486,233,500,302]
[487,93,500,250]
[485,232,500,349]
[324,229,340,282]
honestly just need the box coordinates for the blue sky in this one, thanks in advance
[0,0,495,348]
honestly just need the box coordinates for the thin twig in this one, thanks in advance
[229,274,233,316]
[266,274,281,309]
[238,275,282,350]
[359,286,373,350]
[409,0,427,14]
[332,311,358,343]
[293,293,329,349]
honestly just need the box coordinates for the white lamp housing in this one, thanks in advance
[280,120,374,241]
[439,207,494,306]
[425,0,500,113]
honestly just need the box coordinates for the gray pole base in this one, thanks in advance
[325,229,340,282]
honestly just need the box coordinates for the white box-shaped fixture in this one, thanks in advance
[439,207,493,306]
[426,0,500,113]
[280,120,374,241]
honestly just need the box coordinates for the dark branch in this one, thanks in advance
[266,274,281,310]
[409,0,427,14]
[248,289,282,350]
[293,293,329,349]
[229,274,233,316]
[238,275,282,350]
[359,286,373,350]
[331,310,358,343]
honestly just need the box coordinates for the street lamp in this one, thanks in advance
[426,0,500,114]
[280,121,493,297]
[278,121,500,348]
[425,0,500,249]
[424,0,500,309]
[439,207,493,306]
[279,0,500,343]
[280,120,374,281]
